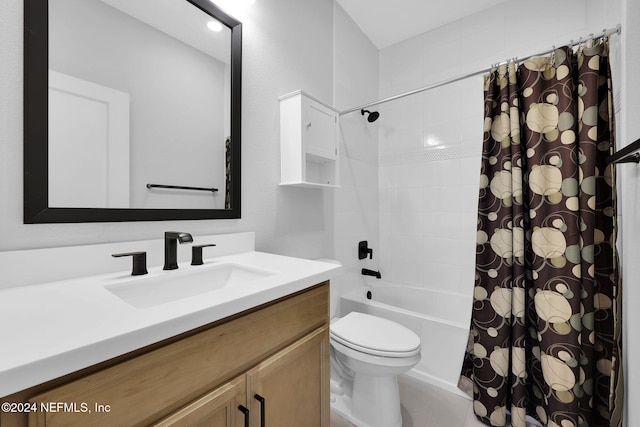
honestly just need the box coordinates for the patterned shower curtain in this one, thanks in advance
[459,40,623,427]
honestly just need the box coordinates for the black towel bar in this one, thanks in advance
[146,184,219,193]
[607,137,640,164]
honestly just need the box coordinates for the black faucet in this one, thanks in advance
[163,231,193,270]
[361,268,381,279]
[112,251,148,276]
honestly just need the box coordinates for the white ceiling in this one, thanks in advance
[101,0,231,63]
[336,0,512,49]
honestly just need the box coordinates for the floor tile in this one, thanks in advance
[331,374,545,426]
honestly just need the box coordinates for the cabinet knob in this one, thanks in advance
[306,122,312,128]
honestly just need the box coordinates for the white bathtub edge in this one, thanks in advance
[402,370,471,400]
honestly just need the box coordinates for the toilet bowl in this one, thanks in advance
[330,311,421,427]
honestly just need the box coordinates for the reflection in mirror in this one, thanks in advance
[24,0,242,222]
[49,0,231,210]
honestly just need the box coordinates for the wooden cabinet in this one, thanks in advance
[247,326,328,427]
[153,376,247,427]
[156,326,329,427]
[1,283,329,427]
[279,90,339,188]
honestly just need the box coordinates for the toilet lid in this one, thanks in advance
[330,312,420,357]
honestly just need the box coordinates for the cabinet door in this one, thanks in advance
[303,98,337,160]
[247,326,329,427]
[152,376,247,427]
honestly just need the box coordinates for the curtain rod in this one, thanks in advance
[339,24,621,116]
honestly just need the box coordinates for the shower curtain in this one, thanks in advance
[459,40,623,427]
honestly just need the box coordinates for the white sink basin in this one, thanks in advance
[105,262,277,308]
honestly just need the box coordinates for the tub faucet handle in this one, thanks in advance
[358,241,373,260]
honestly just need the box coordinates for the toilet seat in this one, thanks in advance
[330,312,420,357]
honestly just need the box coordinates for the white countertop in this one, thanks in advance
[0,251,340,397]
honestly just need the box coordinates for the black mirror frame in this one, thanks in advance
[24,0,242,223]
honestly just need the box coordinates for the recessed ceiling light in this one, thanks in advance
[207,20,223,32]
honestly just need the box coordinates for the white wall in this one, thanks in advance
[619,0,640,425]
[378,75,482,294]
[0,0,339,259]
[332,4,380,313]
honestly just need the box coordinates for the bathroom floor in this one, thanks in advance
[330,375,538,427]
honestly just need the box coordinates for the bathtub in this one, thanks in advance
[340,281,473,398]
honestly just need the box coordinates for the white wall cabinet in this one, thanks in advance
[279,90,339,188]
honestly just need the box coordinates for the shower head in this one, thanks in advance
[361,109,380,123]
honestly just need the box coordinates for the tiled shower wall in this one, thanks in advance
[377,0,622,298]
[378,78,483,295]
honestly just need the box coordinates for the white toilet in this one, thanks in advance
[330,311,421,427]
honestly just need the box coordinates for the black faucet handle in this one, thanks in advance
[358,241,373,259]
[112,251,148,276]
[191,244,217,265]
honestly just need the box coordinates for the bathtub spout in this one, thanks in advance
[362,268,381,279]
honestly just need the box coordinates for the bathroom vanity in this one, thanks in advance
[2,284,329,426]
[0,234,340,427]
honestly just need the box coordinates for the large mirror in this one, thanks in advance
[24,0,242,223]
